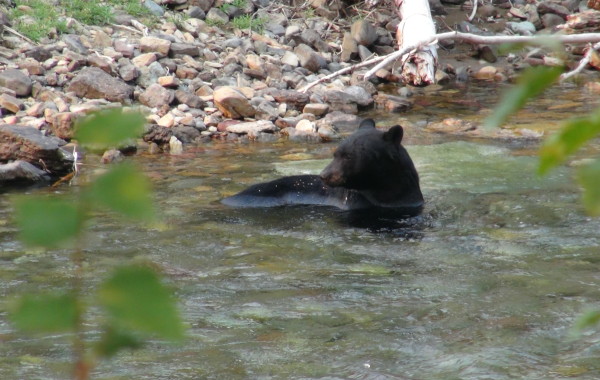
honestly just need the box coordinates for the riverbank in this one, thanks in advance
[1,0,599,182]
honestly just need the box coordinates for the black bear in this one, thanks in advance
[221,118,424,217]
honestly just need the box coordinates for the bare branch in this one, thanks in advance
[560,41,600,81]
[298,31,600,92]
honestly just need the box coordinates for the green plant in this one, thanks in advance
[10,0,68,41]
[167,12,189,29]
[108,0,153,18]
[232,0,248,8]
[206,17,226,27]
[304,7,316,19]
[487,50,600,329]
[62,0,113,25]
[10,108,184,380]
[232,14,268,32]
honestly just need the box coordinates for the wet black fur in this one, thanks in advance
[222,118,424,217]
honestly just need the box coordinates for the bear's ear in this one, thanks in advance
[358,118,376,130]
[383,125,404,145]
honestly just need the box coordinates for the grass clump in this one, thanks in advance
[232,14,268,33]
[62,0,113,25]
[10,0,68,41]
[9,0,154,41]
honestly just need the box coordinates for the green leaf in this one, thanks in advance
[75,108,145,151]
[98,265,184,341]
[95,326,143,358]
[539,109,600,174]
[10,293,79,333]
[574,309,600,330]
[86,163,155,221]
[15,197,82,248]
[578,159,600,216]
[485,66,564,129]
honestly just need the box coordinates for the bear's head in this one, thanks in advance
[320,118,422,204]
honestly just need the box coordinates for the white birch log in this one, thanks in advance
[395,0,438,86]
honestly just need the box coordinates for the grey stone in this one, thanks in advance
[294,44,326,73]
[0,124,73,176]
[139,83,175,108]
[0,160,51,182]
[506,21,536,35]
[172,126,201,143]
[187,6,206,19]
[170,43,200,57]
[206,7,229,23]
[351,19,377,46]
[137,61,166,88]
[62,34,89,54]
[143,0,165,16]
[0,68,32,96]
[226,120,278,135]
[175,90,206,108]
[66,67,133,103]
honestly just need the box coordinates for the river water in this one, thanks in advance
[2,81,600,379]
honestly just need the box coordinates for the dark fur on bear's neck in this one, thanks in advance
[222,119,424,216]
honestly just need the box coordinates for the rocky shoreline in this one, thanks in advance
[0,0,599,183]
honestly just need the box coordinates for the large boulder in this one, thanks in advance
[213,86,256,119]
[0,124,74,179]
[66,67,133,103]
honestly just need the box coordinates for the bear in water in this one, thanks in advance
[221,118,424,217]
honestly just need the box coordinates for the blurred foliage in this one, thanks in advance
[10,109,184,379]
[493,65,600,332]
[485,66,564,129]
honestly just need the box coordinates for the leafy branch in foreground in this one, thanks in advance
[490,60,600,331]
[10,108,184,380]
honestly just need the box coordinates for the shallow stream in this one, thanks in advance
[2,81,600,379]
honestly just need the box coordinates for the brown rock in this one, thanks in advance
[169,43,200,57]
[213,86,256,119]
[0,94,24,113]
[374,94,412,113]
[245,54,263,70]
[19,58,45,76]
[87,55,114,74]
[294,44,326,73]
[473,66,498,80]
[51,112,80,139]
[303,103,329,116]
[132,53,158,68]
[0,68,32,97]
[175,90,206,108]
[268,89,310,110]
[157,113,175,128]
[140,36,172,57]
[118,59,140,82]
[341,32,358,62]
[139,83,175,108]
[66,67,133,103]
[158,76,180,88]
[350,19,377,46]
[175,65,198,79]
[0,124,73,175]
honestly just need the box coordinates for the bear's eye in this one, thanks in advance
[339,152,352,160]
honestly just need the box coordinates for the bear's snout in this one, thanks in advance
[320,164,344,187]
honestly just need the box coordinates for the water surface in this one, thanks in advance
[1,82,600,379]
